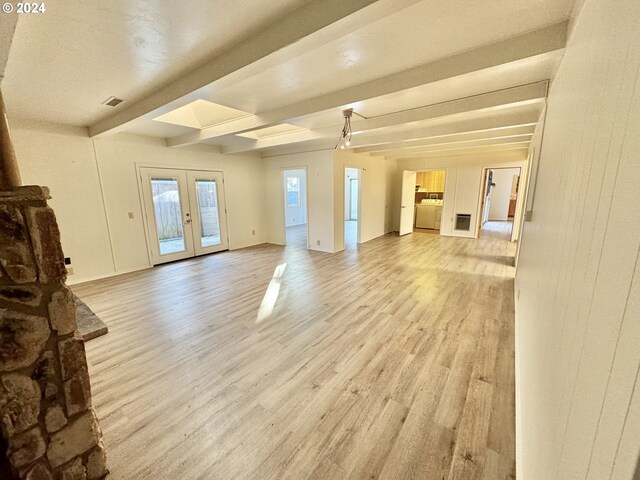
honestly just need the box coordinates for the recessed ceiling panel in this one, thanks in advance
[153,99,250,129]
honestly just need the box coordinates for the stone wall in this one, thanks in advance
[0,186,107,479]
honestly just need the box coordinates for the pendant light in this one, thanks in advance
[335,108,353,150]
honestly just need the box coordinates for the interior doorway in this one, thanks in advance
[140,167,229,265]
[414,170,446,234]
[477,167,521,240]
[283,169,308,248]
[344,167,360,247]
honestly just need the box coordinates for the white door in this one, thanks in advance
[187,170,229,256]
[399,170,417,235]
[482,170,492,225]
[141,168,195,264]
[141,168,229,265]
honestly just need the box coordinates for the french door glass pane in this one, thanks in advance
[151,178,186,255]
[195,180,221,247]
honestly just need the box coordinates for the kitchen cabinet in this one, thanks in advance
[435,171,445,191]
[416,171,445,192]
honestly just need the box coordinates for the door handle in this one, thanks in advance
[401,206,406,208]
[184,219,192,224]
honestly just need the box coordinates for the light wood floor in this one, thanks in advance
[480,220,514,241]
[286,224,307,248]
[73,224,517,479]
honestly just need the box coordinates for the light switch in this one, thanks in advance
[128,212,134,219]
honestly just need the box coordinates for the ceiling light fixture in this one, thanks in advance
[335,108,353,150]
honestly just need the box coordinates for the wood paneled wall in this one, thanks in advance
[515,0,640,478]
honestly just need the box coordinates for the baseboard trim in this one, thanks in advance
[66,265,152,286]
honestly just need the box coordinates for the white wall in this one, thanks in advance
[264,150,337,252]
[283,168,307,227]
[335,151,387,249]
[385,158,398,234]
[488,167,520,221]
[264,150,388,253]
[93,134,266,272]
[515,0,640,478]
[12,118,267,284]
[11,120,115,282]
[394,151,527,238]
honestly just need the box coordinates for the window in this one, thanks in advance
[287,176,300,207]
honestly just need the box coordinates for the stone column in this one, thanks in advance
[0,90,21,188]
[0,176,108,476]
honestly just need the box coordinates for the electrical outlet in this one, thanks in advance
[252,230,256,235]
[316,240,320,246]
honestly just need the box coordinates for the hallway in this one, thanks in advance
[285,224,307,248]
[73,230,516,479]
[481,220,514,241]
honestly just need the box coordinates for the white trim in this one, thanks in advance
[66,265,152,286]
[514,276,523,480]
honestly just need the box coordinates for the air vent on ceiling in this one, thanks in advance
[102,96,125,107]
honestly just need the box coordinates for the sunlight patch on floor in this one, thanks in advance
[256,263,287,323]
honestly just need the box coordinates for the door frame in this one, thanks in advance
[476,168,491,238]
[280,166,310,248]
[136,164,229,265]
[415,168,447,231]
[343,166,362,244]
[475,166,523,241]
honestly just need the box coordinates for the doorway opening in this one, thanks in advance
[477,167,521,241]
[140,167,229,265]
[283,169,308,248]
[414,170,446,234]
[344,167,360,247]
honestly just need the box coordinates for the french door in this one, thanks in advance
[140,168,229,265]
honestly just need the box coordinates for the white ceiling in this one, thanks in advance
[204,0,571,114]
[2,0,576,159]
[2,0,310,125]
